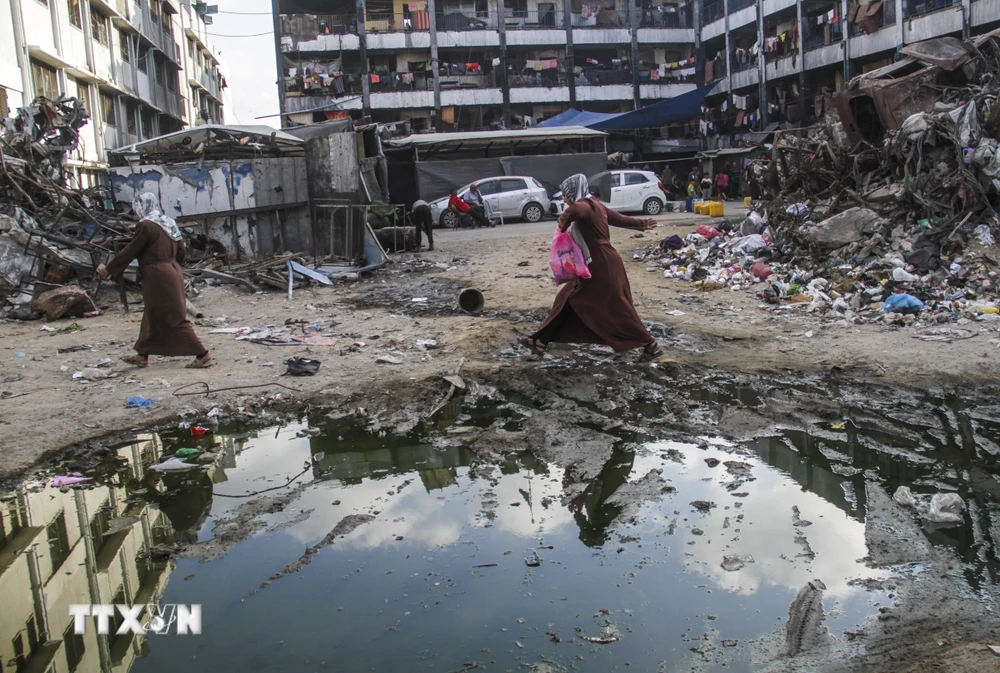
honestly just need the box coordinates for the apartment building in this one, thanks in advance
[700,0,1000,148]
[0,0,227,186]
[272,0,701,137]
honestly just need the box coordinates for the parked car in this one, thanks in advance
[429,176,552,228]
[549,170,668,217]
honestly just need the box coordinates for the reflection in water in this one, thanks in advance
[2,373,998,673]
[0,432,241,673]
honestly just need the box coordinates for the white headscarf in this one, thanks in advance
[560,174,590,203]
[132,193,183,241]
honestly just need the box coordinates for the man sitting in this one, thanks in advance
[449,188,494,227]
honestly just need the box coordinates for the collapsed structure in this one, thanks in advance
[640,31,1000,325]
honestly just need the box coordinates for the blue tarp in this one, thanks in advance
[537,81,719,131]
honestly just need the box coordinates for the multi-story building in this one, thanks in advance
[0,0,227,187]
[271,0,702,142]
[700,0,1000,148]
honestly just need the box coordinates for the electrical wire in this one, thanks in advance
[205,30,275,37]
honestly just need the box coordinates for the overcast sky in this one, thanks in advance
[211,1,281,128]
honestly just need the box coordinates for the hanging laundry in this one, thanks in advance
[678,67,695,77]
[467,62,480,72]
[533,60,543,71]
[651,69,659,80]
[332,76,345,93]
[492,57,500,67]
[369,73,380,84]
[721,99,728,112]
[705,60,714,80]
[401,72,414,84]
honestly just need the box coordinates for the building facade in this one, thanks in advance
[700,0,1000,148]
[0,0,227,186]
[272,0,701,139]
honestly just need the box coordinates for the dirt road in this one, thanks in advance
[1,208,998,482]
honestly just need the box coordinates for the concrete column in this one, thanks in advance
[796,0,806,117]
[842,0,852,83]
[961,0,971,40]
[357,0,370,116]
[630,0,640,109]
[49,0,68,93]
[270,0,287,128]
[896,0,905,48]
[695,0,705,87]
[498,0,510,127]
[428,0,441,126]
[564,0,576,108]
[757,0,767,124]
[10,0,34,103]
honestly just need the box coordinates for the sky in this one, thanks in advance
[209,1,281,128]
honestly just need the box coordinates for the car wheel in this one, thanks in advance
[440,210,459,228]
[522,202,544,223]
[643,198,663,216]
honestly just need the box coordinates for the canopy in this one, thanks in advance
[538,81,719,131]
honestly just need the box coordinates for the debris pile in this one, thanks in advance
[1,96,133,315]
[639,32,1000,328]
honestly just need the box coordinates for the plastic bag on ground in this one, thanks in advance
[549,228,592,285]
[696,225,722,240]
[893,486,965,523]
[729,234,767,254]
[659,234,685,250]
[882,293,925,314]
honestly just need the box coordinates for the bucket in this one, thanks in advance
[458,288,484,314]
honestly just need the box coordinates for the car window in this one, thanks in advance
[626,173,649,185]
[610,173,622,187]
[476,180,499,195]
[499,178,527,193]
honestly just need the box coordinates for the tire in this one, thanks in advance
[643,197,663,216]
[522,202,544,223]
[440,210,459,228]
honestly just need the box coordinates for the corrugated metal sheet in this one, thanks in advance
[386,126,606,149]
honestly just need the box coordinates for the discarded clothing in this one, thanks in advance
[126,396,153,408]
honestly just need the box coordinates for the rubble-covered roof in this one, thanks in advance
[112,125,304,158]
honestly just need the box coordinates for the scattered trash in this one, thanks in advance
[285,357,321,376]
[376,355,403,365]
[125,396,153,408]
[191,426,210,437]
[525,551,541,567]
[174,448,202,459]
[50,474,92,488]
[892,486,965,524]
[149,457,200,472]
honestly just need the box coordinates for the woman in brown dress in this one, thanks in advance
[526,174,666,361]
[98,193,212,368]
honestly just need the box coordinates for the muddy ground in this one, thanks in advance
[2,211,1000,671]
[3,211,998,482]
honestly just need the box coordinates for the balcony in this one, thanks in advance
[972,0,1000,26]
[904,0,958,19]
[701,0,725,26]
[903,2,963,41]
[849,1,895,36]
[639,5,693,28]
[765,54,799,79]
[804,41,844,71]
[730,66,760,90]
[850,24,898,58]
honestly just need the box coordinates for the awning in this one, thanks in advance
[386,126,606,149]
[696,147,758,158]
[27,46,74,70]
[537,81,720,131]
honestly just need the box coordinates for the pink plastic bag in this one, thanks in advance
[696,225,722,240]
[549,229,592,285]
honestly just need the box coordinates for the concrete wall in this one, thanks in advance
[904,6,964,41]
[849,25,898,59]
[972,0,1000,26]
[763,0,798,16]
[110,157,311,259]
[805,42,845,71]
[0,1,24,111]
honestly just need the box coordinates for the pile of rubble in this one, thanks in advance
[640,31,1000,328]
[1,95,134,317]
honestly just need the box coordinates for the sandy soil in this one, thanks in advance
[1,209,998,483]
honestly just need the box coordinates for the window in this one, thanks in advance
[499,178,527,193]
[69,0,83,28]
[75,80,90,111]
[510,0,528,18]
[100,92,116,126]
[30,59,59,98]
[137,45,149,72]
[91,6,109,45]
[626,172,649,185]
[165,68,176,92]
[126,100,137,134]
[63,622,86,672]
[610,173,622,187]
[188,38,195,59]
[475,180,499,195]
[141,110,154,138]
[120,31,131,62]
[47,511,70,576]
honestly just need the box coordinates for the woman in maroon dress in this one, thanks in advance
[98,193,212,368]
[526,174,666,361]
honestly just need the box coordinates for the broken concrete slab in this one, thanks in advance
[33,285,98,320]
[802,207,885,250]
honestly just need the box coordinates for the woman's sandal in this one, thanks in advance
[638,343,667,363]
[185,354,214,369]
[122,355,148,367]
[520,337,547,357]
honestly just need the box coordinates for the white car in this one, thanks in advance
[549,170,668,217]
[429,176,551,228]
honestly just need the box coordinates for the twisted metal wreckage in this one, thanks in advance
[1,102,389,319]
[760,29,1000,280]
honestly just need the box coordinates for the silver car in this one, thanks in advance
[429,176,551,228]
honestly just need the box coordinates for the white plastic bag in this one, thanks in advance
[893,486,965,524]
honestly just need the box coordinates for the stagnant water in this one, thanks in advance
[2,373,997,673]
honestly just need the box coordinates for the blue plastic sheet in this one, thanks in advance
[882,293,926,314]
[126,396,153,408]
[537,81,720,131]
